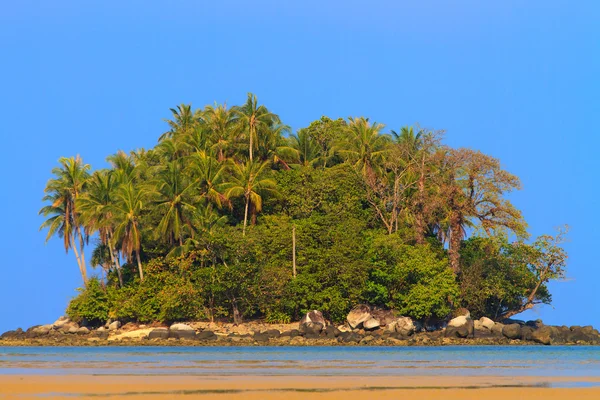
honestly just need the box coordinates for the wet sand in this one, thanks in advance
[0,375,599,399]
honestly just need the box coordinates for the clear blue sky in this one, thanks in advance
[0,1,598,333]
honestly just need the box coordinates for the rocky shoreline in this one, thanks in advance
[2,306,599,347]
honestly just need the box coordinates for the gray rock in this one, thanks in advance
[393,317,415,337]
[491,322,504,336]
[108,321,121,331]
[445,318,474,338]
[479,317,495,330]
[531,326,552,345]
[197,330,217,341]
[170,323,194,331]
[363,317,380,331]
[502,323,522,340]
[346,305,371,329]
[299,310,326,335]
[325,325,340,338]
[67,326,79,334]
[263,329,281,339]
[171,329,196,340]
[148,328,169,340]
[76,327,90,335]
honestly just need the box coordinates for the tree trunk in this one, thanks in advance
[71,232,87,285]
[107,238,123,288]
[77,229,88,284]
[449,212,462,275]
[242,194,249,236]
[292,224,297,278]
[414,154,426,244]
[136,250,144,281]
[231,297,242,325]
[249,126,254,162]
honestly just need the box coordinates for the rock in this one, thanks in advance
[347,305,372,329]
[299,310,326,335]
[370,309,398,327]
[148,328,170,340]
[263,329,281,339]
[253,332,269,343]
[197,330,217,341]
[35,325,53,335]
[363,318,380,331]
[531,326,552,345]
[281,329,301,338]
[526,319,544,329]
[67,326,79,334]
[521,326,534,341]
[337,325,352,333]
[479,317,495,330]
[97,326,106,332]
[76,327,90,335]
[92,330,109,339]
[170,323,194,331]
[290,336,305,345]
[171,329,197,340]
[360,335,375,345]
[108,321,121,331]
[491,322,504,336]
[502,324,522,340]
[445,318,474,339]
[392,317,415,337]
[325,325,340,338]
[52,316,70,329]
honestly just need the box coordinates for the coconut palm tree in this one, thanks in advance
[39,156,91,285]
[159,104,201,142]
[223,160,278,235]
[337,117,391,178]
[151,160,198,246]
[200,103,238,161]
[188,151,229,209]
[110,182,147,281]
[232,93,282,162]
[77,170,124,286]
[289,129,323,167]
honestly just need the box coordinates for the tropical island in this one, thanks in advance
[2,93,598,347]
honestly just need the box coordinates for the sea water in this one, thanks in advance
[1,346,599,376]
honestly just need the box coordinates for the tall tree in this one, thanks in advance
[223,160,278,235]
[200,103,238,161]
[110,182,147,281]
[337,117,390,178]
[77,170,124,287]
[159,104,200,142]
[39,156,91,285]
[232,93,282,162]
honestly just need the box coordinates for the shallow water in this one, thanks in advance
[1,346,599,377]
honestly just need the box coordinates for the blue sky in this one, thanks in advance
[0,1,598,333]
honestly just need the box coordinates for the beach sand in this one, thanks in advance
[1,375,599,399]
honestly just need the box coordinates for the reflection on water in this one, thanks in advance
[0,346,599,376]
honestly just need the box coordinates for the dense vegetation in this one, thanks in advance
[40,93,568,326]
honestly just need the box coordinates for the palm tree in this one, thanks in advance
[110,182,147,281]
[77,170,124,286]
[39,156,91,285]
[232,93,282,162]
[152,160,198,246]
[337,117,390,178]
[289,129,323,167]
[223,160,278,235]
[200,103,238,161]
[160,104,200,142]
[188,151,229,209]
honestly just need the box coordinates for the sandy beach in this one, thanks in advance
[1,375,599,399]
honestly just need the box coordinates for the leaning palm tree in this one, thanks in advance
[223,160,278,235]
[77,170,124,287]
[39,156,91,285]
[337,117,391,178]
[110,182,147,281]
[232,93,282,162]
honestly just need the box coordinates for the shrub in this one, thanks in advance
[66,278,109,326]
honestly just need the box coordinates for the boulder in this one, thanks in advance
[253,332,270,343]
[299,310,326,335]
[281,329,301,338]
[34,325,53,335]
[502,324,522,340]
[325,325,340,338]
[491,322,504,336]
[197,330,217,341]
[76,327,90,335]
[393,317,415,337]
[445,317,474,339]
[347,305,371,329]
[170,323,194,331]
[67,326,79,334]
[521,326,535,341]
[108,321,121,331]
[171,329,196,340]
[453,308,471,318]
[363,318,380,331]
[370,309,398,327]
[52,316,70,329]
[263,329,281,339]
[479,317,495,330]
[97,327,106,332]
[59,322,79,333]
[531,326,552,345]
[526,319,544,329]
[148,328,170,340]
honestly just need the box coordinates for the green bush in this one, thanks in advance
[66,278,109,326]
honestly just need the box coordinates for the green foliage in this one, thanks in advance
[364,234,459,320]
[66,278,109,326]
[43,96,569,325]
[265,311,292,324]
